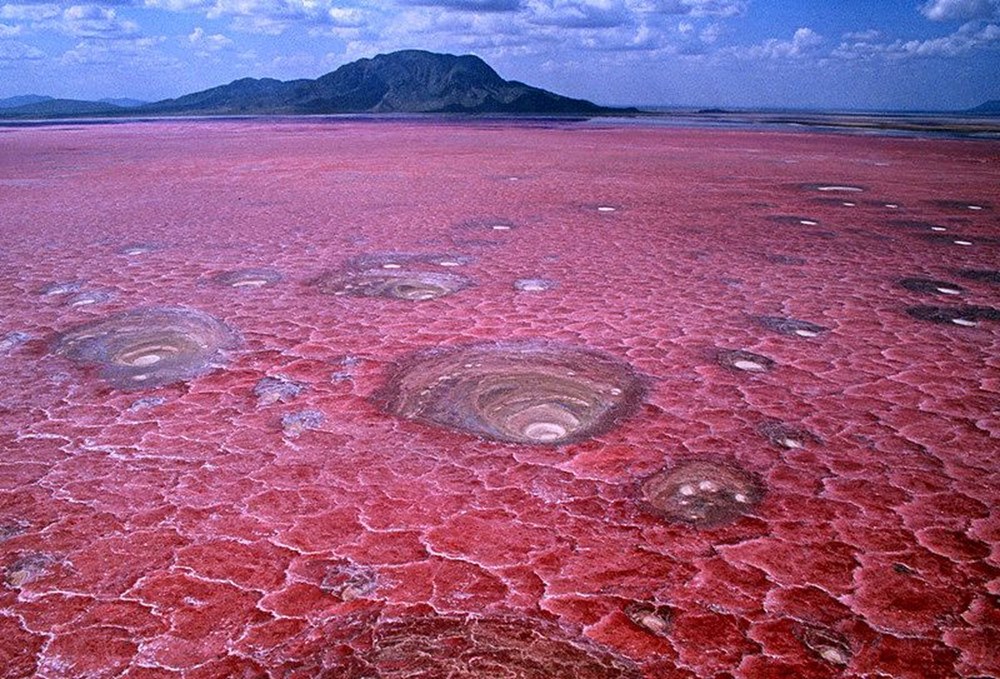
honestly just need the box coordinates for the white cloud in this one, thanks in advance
[0,4,60,21]
[835,20,1000,59]
[60,34,164,63]
[0,38,44,59]
[920,0,1000,21]
[739,27,823,59]
[188,25,232,49]
[525,0,632,30]
[641,0,745,18]
[0,21,21,35]
[842,28,880,41]
[60,5,138,38]
[399,0,523,11]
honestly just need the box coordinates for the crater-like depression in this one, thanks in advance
[639,460,764,528]
[314,269,472,301]
[375,341,645,445]
[52,306,238,389]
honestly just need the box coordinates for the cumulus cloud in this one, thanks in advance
[188,25,232,49]
[399,0,524,11]
[643,0,745,18]
[525,0,632,29]
[739,27,823,59]
[0,38,44,59]
[60,34,164,63]
[835,20,1000,58]
[920,0,1000,21]
[0,4,61,21]
[61,5,138,38]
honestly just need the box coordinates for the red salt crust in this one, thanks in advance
[2,120,999,677]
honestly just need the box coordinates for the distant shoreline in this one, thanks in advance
[1,111,998,140]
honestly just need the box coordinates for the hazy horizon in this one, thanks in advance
[1,1,999,110]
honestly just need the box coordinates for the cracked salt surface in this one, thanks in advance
[2,121,998,679]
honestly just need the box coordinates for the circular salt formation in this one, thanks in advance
[66,291,114,307]
[817,185,864,192]
[212,268,283,288]
[800,183,866,193]
[314,270,471,301]
[38,281,83,297]
[514,278,557,292]
[349,253,473,270]
[457,217,518,233]
[758,420,820,449]
[753,315,828,338]
[53,306,237,390]
[955,269,1000,284]
[930,199,992,212]
[904,305,1000,326]
[769,216,820,227]
[376,341,645,445]
[898,278,965,296]
[716,348,776,373]
[361,614,642,679]
[119,243,158,256]
[640,460,764,528]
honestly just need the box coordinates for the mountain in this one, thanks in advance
[0,51,630,119]
[0,94,54,109]
[967,100,1000,114]
[0,98,126,117]
[142,50,627,116]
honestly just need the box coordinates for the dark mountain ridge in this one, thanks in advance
[143,50,624,116]
[967,99,1000,114]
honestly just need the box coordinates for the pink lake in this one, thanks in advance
[0,119,998,678]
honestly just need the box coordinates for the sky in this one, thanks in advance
[1,0,999,110]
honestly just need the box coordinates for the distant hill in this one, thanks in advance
[0,98,126,117]
[0,50,626,120]
[967,100,1000,114]
[0,94,54,109]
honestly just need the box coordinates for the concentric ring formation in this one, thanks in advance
[315,269,472,301]
[211,268,283,288]
[376,341,645,445]
[640,460,764,528]
[53,306,237,390]
[313,252,475,301]
[752,315,828,338]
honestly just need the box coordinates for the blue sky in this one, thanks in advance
[1,0,998,109]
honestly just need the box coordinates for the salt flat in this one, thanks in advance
[0,119,997,678]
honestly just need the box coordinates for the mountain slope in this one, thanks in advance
[967,100,1000,115]
[142,50,625,116]
[0,98,125,117]
[0,94,55,109]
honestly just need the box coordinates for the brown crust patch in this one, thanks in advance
[53,306,238,390]
[639,460,765,528]
[375,341,646,445]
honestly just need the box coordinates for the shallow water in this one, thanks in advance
[0,120,998,678]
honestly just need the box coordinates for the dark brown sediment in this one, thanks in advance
[52,306,238,390]
[376,341,646,445]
